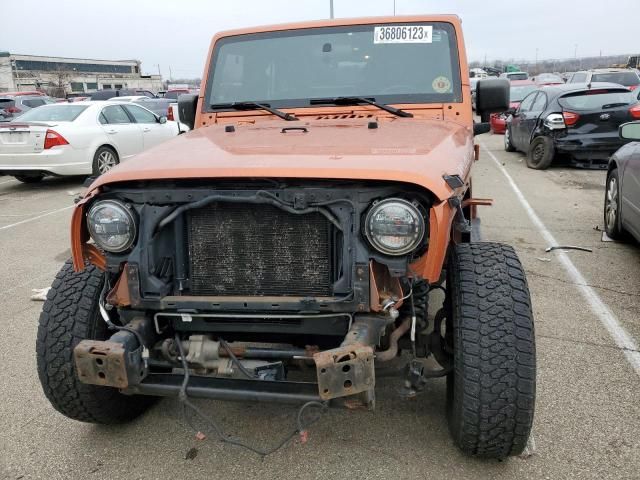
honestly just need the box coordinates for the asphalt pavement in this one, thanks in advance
[0,132,638,479]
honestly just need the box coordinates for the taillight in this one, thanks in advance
[562,111,580,126]
[629,85,639,91]
[44,129,69,149]
[167,106,174,121]
[6,107,21,113]
[630,104,640,119]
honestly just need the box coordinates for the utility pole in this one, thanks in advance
[157,64,161,77]
[574,44,578,70]
[330,0,334,19]
[169,66,173,81]
[535,48,538,74]
[393,0,396,15]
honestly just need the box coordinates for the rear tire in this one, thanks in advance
[92,146,119,176]
[604,168,623,240]
[446,243,536,458]
[14,174,44,183]
[504,126,516,152]
[526,136,554,170]
[36,260,154,424]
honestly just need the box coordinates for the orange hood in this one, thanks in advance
[90,118,474,202]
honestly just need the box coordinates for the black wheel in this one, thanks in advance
[14,174,44,183]
[504,126,516,152]
[604,168,623,240]
[446,243,536,458]
[36,260,154,424]
[92,146,119,176]
[526,136,554,170]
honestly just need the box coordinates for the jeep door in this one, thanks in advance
[98,105,144,160]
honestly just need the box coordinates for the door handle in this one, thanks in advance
[106,129,117,134]
[143,127,151,132]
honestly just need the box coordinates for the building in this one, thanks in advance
[0,52,163,96]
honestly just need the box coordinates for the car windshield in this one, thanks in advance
[508,73,528,80]
[510,85,537,102]
[16,105,88,122]
[206,22,462,109]
[592,72,639,86]
[558,90,635,110]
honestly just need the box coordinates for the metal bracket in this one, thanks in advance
[314,344,374,401]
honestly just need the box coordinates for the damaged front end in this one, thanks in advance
[72,179,457,409]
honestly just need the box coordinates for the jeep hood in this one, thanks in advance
[90,118,474,201]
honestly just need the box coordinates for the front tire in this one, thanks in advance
[604,168,623,240]
[526,136,554,170]
[36,260,154,424]
[446,243,536,458]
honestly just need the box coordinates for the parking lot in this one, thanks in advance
[0,131,638,480]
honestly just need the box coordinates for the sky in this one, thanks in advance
[2,0,636,78]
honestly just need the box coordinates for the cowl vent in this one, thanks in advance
[315,113,374,120]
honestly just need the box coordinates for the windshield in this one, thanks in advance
[206,22,462,110]
[507,73,528,80]
[558,90,634,110]
[592,71,639,86]
[510,85,537,102]
[536,74,562,84]
[16,105,88,122]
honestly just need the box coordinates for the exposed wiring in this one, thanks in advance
[173,333,328,457]
[98,276,149,364]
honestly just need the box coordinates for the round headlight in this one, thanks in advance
[364,198,425,256]
[87,200,137,253]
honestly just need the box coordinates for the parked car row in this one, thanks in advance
[0,101,180,182]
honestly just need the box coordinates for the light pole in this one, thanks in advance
[330,0,334,19]
[535,48,538,74]
[574,44,578,70]
[393,0,396,15]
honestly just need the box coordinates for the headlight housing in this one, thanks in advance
[87,200,137,253]
[364,198,426,256]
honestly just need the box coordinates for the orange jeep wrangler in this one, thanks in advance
[37,16,535,458]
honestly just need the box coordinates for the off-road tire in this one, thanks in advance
[36,260,154,424]
[14,174,44,183]
[504,126,516,152]
[604,168,623,240]
[526,136,554,170]
[446,243,536,458]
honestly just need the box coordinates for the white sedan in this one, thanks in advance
[0,101,180,182]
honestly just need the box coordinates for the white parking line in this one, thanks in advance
[480,142,640,377]
[0,205,74,232]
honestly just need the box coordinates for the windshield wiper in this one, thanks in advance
[210,101,298,121]
[309,96,413,118]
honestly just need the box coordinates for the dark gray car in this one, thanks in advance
[605,121,640,242]
[0,95,54,122]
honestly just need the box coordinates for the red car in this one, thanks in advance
[490,80,537,134]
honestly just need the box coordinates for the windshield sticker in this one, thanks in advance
[373,25,433,44]
[432,76,452,93]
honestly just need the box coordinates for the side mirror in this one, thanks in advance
[178,93,198,131]
[619,121,640,140]
[505,107,517,116]
[158,115,167,124]
[476,78,510,122]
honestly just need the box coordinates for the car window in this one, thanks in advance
[124,104,157,123]
[531,92,547,111]
[101,105,131,124]
[518,92,537,112]
[591,71,640,87]
[570,72,587,83]
[22,99,46,108]
[510,85,537,102]
[15,105,88,122]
